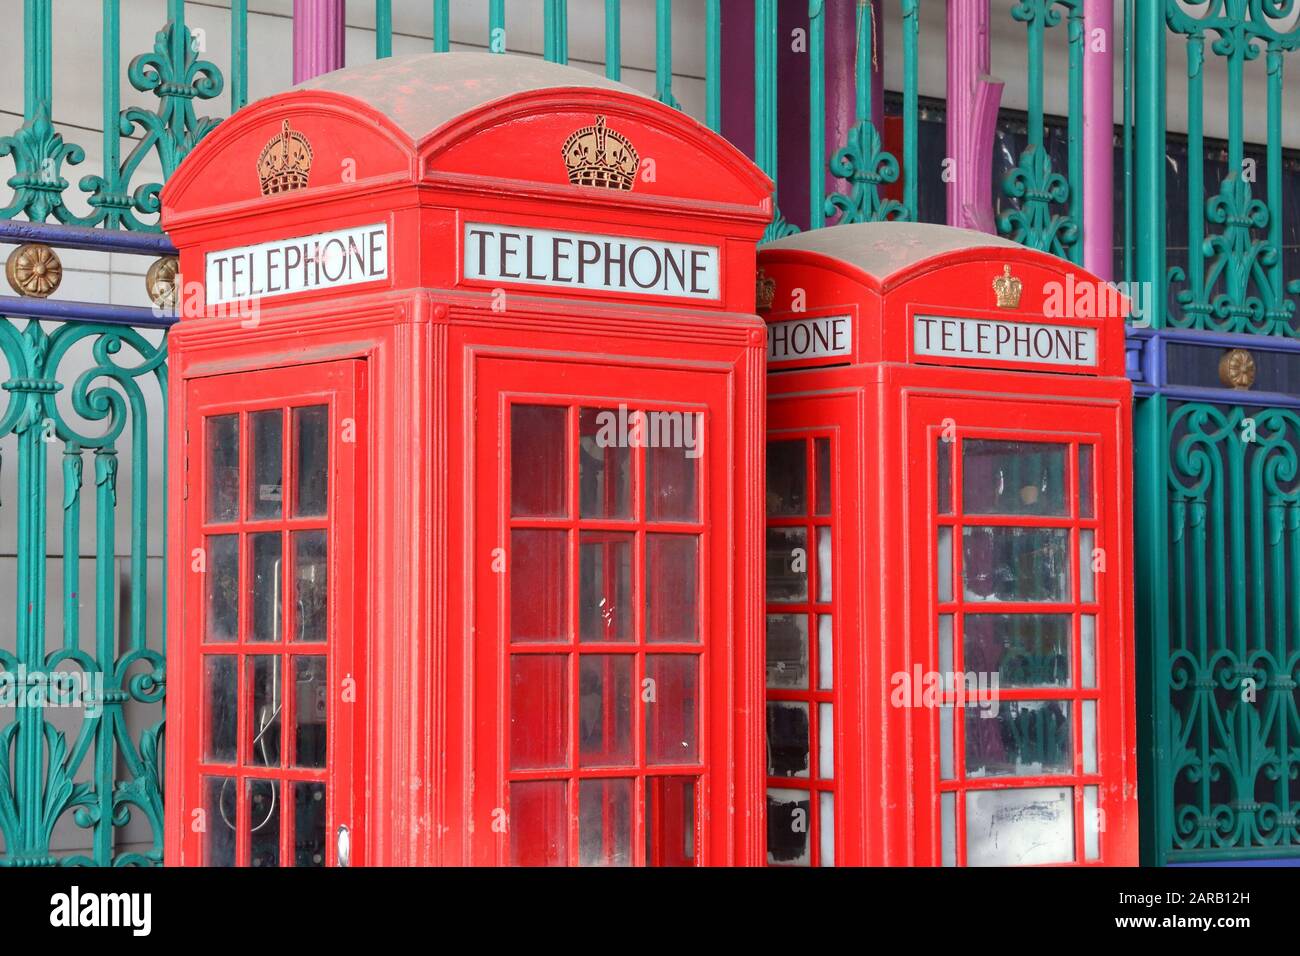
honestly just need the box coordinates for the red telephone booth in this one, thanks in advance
[758,222,1138,866]
[159,52,772,867]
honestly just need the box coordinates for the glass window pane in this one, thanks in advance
[579,655,633,767]
[248,779,280,868]
[1080,529,1096,602]
[938,527,954,602]
[816,527,832,601]
[766,701,810,778]
[294,655,328,768]
[937,437,952,515]
[941,791,957,867]
[966,700,1072,777]
[817,615,833,690]
[249,410,283,519]
[292,530,328,643]
[645,655,699,764]
[248,656,282,768]
[579,778,633,866]
[938,614,954,677]
[294,781,327,867]
[204,777,237,866]
[818,702,834,779]
[579,408,631,519]
[646,776,696,866]
[1079,445,1095,519]
[645,534,699,643]
[205,535,239,642]
[767,526,808,602]
[766,614,808,690]
[962,441,1068,516]
[814,438,832,515]
[645,417,701,522]
[939,705,955,780]
[966,787,1075,866]
[1083,700,1098,775]
[1084,785,1101,860]
[510,529,569,643]
[964,614,1071,687]
[250,532,282,642]
[580,532,633,642]
[510,655,569,770]
[819,791,835,866]
[766,788,811,866]
[204,656,237,763]
[293,405,329,517]
[510,405,567,518]
[206,414,240,523]
[510,780,567,866]
[767,440,806,516]
[962,527,1070,602]
[1081,615,1097,687]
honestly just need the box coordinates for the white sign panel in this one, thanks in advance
[913,314,1097,368]
[463,222,720,300]
[206,223,388,305]
[767,315,852,364]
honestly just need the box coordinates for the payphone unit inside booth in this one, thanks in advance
[759,222,1138,867]
[160,52,774,867]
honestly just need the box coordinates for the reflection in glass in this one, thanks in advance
[204,656,237,763]
[645,534,698,643]
[937,437,952,515]
[938,615,954,677]
[250,532,282,642]
[939,705,955,780]
[646,776,696,866]
[206,414,240,523]
[294,782,327,867]
[510,780,567,866]
[510,655,568,770]
[963,527,1070,602]
[966,700,1072,777]
[941,791,957,866]
[1080,529,1096,601]
[645,655,698,764]
[1081,615,1097,687]
[819,792,835,866]
[767,527,808,602]
[966,787,1074,866]
[1083,700,1098,775]
[579,408,631,518]
[293,405,329,517]
[249,656,282,768]
[766,701,810,778]
[767,440,806,516]
[510,529,568,643]
[1084,785,1101,860]
[510,405,567,518]
[205,535,239,642]
[766,788,811,866]
[938,527,954,602]
[962,440,1068,515]
[248,778,280,867]
[815,438,832,515]
[816,527,832,601]
[646,418,701,522]
[580,532,633,642]
[579,655,633,767]
[1079,445,1095,518]
[818,702,834,779]
[579,778,632,866]
[766,614,808,690]
[293,531,328,642]
[963,614,1071,687]
[294,656,328,768]
[817,615,833,690]
[204,776,237,866]
[249,410,283,519]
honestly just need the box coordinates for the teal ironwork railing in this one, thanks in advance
[1131,1,1300,865]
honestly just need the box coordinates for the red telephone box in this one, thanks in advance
[160,52,772,866]
[758,222,1138,866]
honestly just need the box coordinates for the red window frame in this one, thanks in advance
[472,356,734,866]
[908,395,1120,867]
[180,361,365,867]
[764,431,838,866]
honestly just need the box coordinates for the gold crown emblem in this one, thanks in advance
[257,120,313,196]
[562,115,639,191]
[993,265,1022,309]
[756,268,776,311]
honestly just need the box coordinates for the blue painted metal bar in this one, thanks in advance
[0,295,175,328]
[0,219,177,255]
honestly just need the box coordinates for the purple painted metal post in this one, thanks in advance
[1082,0,1115,279]
[294,0,347,85]
[946,1,1003,233]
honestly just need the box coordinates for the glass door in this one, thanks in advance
[473,358,730,866]
[182,361,364,867]
[908,396,1123,866]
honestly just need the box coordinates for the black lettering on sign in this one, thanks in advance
[911,314,1098,369]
